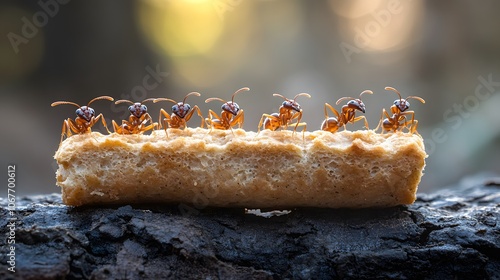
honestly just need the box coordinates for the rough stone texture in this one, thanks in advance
[1,179,499,280]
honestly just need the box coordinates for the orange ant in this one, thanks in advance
[154,92,204,132]
[321,90,373,133]
[111,98,158,134]
[376,87,425,134]
[257,93,311,136]
[51,96,114,145]
[205,87,249,132]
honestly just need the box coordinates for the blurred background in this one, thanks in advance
[1,0,499,195]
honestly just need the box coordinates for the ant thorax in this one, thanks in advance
[76,106,95,122]
[172,103,191,118]
[222,102,240,115]
[129,103,147,118]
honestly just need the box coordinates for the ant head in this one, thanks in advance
[385,87,425,112]
[394,99,410,112]
[222,102,240,116]
[172,103,191,118]
[205,87,249,116]
[172,91,199,118]
[76,106,95,122]
[336,90,372,113]
[115,98,154,118]
[281,100,301,112]
[346,99,366,113]
[129,103,148,118]
[52,96,113,122]
[275,93,311,113]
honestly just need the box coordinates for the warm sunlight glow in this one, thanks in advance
[336,0,425,53]
[137,0,223,57]
[329,0,383,19]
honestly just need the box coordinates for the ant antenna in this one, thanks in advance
[88,96,114,106]
[156,92,201,105]
[51,101,81,108]
[51,96,114,108]
[273,93,311,102]
[205,97,226,104]
[336,90,372,105]
[115,98,155,105]
[273,93,286,100]
[385,87,402,101]
[385,87,425,104]
[183,92,201,104]
[359,90,373,98]
[114,100,134,105]
[406,96,426,104]
[231,87,250,103]
[294,93,311,101]
[205,87,249,104]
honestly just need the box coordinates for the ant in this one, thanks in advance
[257,93,311,137]
[51,96,114,145]
[205,87,249,132]
[321,90,373,133]
[111,98,158,134]
[154,92,204,132]
[376,86,425,134]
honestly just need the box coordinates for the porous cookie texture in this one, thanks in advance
[54,128,427,208]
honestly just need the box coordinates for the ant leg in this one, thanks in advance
[257,113,280,136]
[228,110,244,135]
[401,112,418,134]
[94,113,111,134]
[112,120,124,134]
[142,113,154,126]
[324,103,340,120]
[240,110,244,129]
[186,105,204,128]
[59,119,72,145]
[158,109,172,137]
[68,118,82,135]
[410,120,419,134]
[375,109,390,133]
[401,111,416,133]
[288,121,307,138]
[141,123,157,134]
[257,114,267,134]
[290,111,303,136]
[352,116,369,130]
[206,109,222,132]
[142,113,158,133]
[301,123,307,141]
[397,114,410,132]
[231,109,244,129]
[74,117,100,141]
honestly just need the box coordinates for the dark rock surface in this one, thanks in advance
[1,179,499,279]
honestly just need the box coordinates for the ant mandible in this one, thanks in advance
[257,93,311,137]
[205,87,249,132]
[111,98,158,134]
[154,92,204,133]
[376,86,425,134]
[321,90,373,133]
[51,96,114,145]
